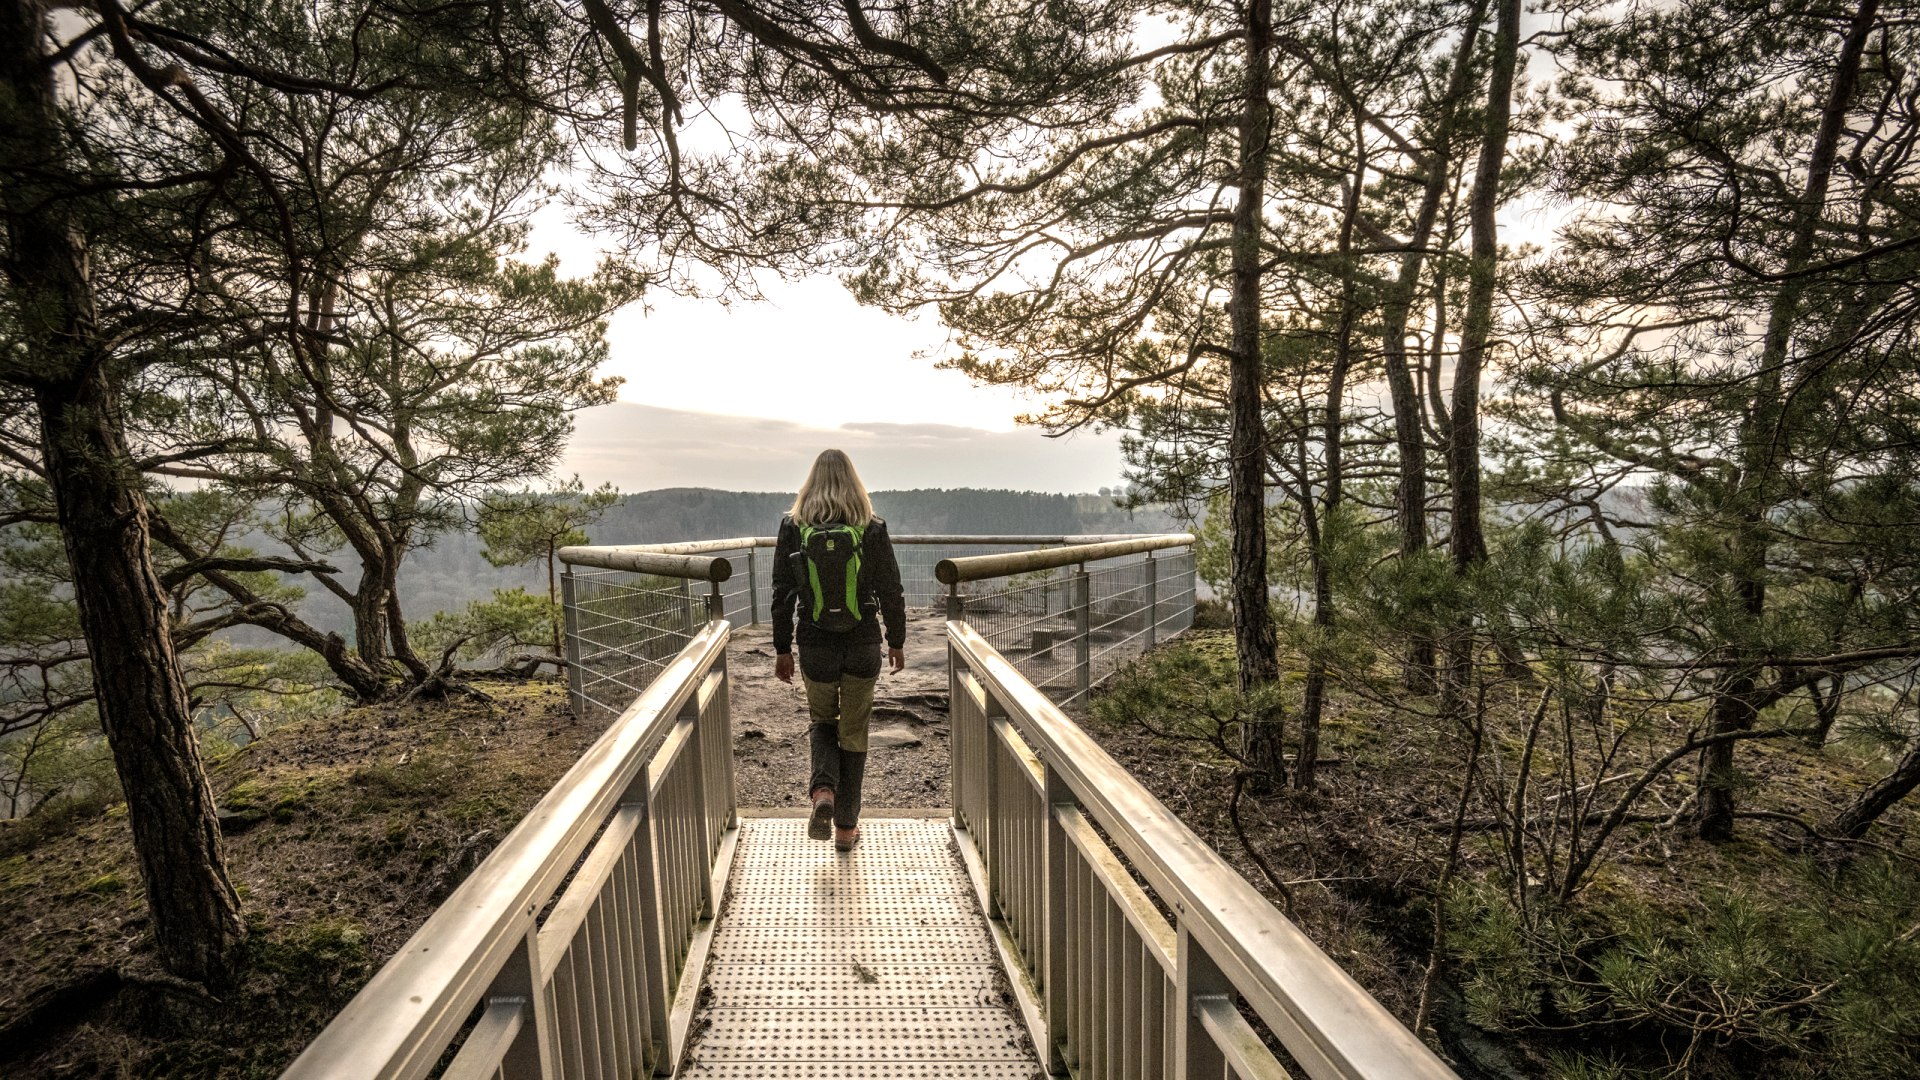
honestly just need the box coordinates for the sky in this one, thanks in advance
[523,205,1131,494]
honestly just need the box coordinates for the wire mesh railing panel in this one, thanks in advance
[567,569,704,725]
[563,537,1196,720]
[956,550,1195,708]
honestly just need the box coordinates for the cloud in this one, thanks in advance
[838,422,986,441]
[558,402,1125,493]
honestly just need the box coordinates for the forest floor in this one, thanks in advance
[1074,629,1920,1079]
[4,618,1916,1078]
[0,679,593,1079]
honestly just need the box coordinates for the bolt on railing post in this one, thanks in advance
[746,549,760,625]
[1175,923,1232,1080]
[492,927,559,1080]
[1073,567,1092,700]
[1144,552,1159,650]
[561,568,584,722]
[1041,760,1072,1075]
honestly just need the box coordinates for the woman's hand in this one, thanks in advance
[888,648,905,673]
[775,653,795,684]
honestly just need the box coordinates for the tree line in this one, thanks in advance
[4,0,1918,1051]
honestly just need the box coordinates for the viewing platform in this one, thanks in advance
[279,534,1460,1080]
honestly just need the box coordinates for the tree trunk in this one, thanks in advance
[386,574,430,681]
[353,572,391,669]
[1695,664,1758,841]
[35,361,249,983]
[1296,129,1367,792]
[1695,0,1879,841]
[1805,675,1843,746]
[1436,0,1518,712]
[2,0,245,984]
[143,513,392,702]
[1826,737,1920,839]
[1229,0,1282,785]
[1447,0,1517,575]
[1376,0,1487,692]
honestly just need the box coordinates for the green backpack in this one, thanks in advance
[793,522,867,633]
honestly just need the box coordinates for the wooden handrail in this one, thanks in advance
[558,533,1195,583]
[935,533,1195,584]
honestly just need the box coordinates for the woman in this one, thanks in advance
[771,449,907,851]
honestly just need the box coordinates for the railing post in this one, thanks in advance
[707,580,724,623]
[682,693,718,919]
[947,583,964,622]
[949,641,965,834]
[1175,924,1231,1080]
[1042,761,1072,1074]
[492,928,559,1080]
[1144,552,1158,650]
[1073,567,1092,701]
[561,568,584,722]
[622,761,673,1067]
[718,651,738,830]
[984,713,1004,918]
[746,549,760,626]
[1181,549,1197,635]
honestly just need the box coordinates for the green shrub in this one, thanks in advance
[1447,859,1920,1078]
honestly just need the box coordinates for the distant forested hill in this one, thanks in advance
[582,487,1178,541]
[334,488,1181,640]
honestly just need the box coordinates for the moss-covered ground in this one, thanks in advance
[0,680,592,1079]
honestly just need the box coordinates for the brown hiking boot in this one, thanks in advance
[834,825,860,852]
[808,787,834,841]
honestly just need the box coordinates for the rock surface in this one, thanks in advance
[726,613,951,809]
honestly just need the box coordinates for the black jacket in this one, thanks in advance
[771,514,907,654]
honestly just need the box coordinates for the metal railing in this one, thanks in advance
[558,547,733,725]
[939,534,1197,707]
[558,533,1197,718]
[948,620,1459,1080]
[280,619,739,1080]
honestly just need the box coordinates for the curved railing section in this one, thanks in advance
[948,620,1460,1080]
[558,532,1199,719]
[280,620,738,1080]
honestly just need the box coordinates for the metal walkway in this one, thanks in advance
[283,535,1463,1080]
[682,817,1040,1079]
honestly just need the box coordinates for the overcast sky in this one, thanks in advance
[525,206,1130,493]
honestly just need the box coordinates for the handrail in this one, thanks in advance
[282,620,736,1080]
[558,533,1188,578]
[555,546,734,580]
[936,533,1195,584]
[948,621,1457,1080]
[590,534,1187,552]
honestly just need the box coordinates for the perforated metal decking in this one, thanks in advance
[680,817,1044,1079]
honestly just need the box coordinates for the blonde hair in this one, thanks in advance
[790,449,875,526]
